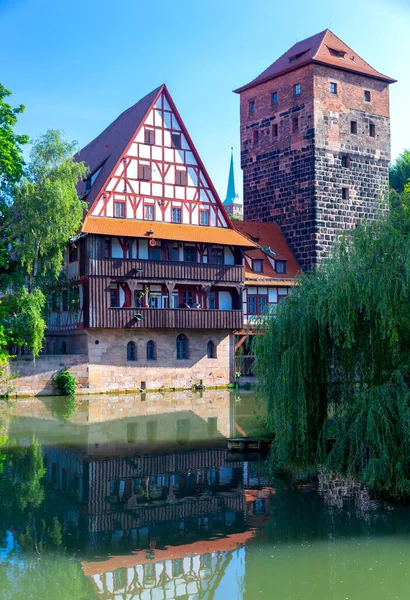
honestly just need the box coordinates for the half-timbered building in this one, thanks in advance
[233,221,300,375]
[45,84,256,392]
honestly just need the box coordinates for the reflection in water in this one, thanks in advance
[1,391,410,599]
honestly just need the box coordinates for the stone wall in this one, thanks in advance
[86,328,233,393]
[239,63,391,269]
[10,328,234,396]
[10,354,89,397]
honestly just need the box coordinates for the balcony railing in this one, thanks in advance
[88,258,243,284]
[90,307,243,330]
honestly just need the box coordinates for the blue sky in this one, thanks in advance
[2,0,409,201]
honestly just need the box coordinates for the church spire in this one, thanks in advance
[223,146,242,219]
[224,146,238,205]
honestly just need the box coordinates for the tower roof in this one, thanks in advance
[224,147,239,205]
[234,29,396,93]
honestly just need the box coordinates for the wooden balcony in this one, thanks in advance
[89,307,243,330]
[88,257,243,284]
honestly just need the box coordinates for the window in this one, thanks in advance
[208,291,216,309]
[149,293,161,308]
[350,121,357,134]
[171,247,179,261]
[62,291,68,312]
[185,247,197,263]
[144,204,154,220]
[342,155,350,169]
[330,82,338,94]
[182,291,194,307]
[207,340,216,359]
[248,295,257,315]
[342,187,350,200]
[175,170,187,186]
[275,260,286,274]
[172,207,181,223]
[364,90,371,102]
[149,246,161,261]
[104,238,112,258]
[211,248,223,264]
[114,202,125,218]
[294,83,301,95]
[252,130,259,145]
[171,133,181,148]
[200,210,209,226]
[127,341,136,361]
[138,164,151,180]
[292,117,299,133]
[271,92,278,104]
[144,129,155,145]
[272,123,278,138]
[110,285,119,308]
[146,340,156,360]
[328,48,346,59]
[369,123,375,138]
[68,245,78,263]
[258,295,267,314]
[252,259,263,273]
[134,291,143,308]
[176,334,189,359]
[249,100,256,114]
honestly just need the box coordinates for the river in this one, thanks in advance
[0,390,409,599]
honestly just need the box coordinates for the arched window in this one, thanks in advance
[127,341,136,361]
[176,334,189,360]
[207,340,216,359]
[146,340,156,361]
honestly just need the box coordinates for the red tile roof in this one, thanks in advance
[234,29,396,93]
[233,221,300,283]
[75,85,164,208]
[83,216,257,247]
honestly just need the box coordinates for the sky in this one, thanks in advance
[1,0,409,201]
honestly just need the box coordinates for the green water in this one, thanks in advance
[1,390,410,600]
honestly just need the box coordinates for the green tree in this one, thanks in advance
[11,130,88,285]
[0,84,29,203]
[390,150,410,192]
[254,198,410,497]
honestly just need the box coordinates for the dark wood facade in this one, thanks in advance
[69,234,245,331]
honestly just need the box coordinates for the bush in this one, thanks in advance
[53,368,76,396]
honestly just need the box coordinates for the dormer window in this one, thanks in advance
[289,50,309,63]
[328,47,346,59]
[252,259,263,273]
[275,261,286,274]
[85,165,102,192]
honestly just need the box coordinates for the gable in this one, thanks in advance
[86,86,231,229]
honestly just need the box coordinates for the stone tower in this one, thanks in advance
[223,146,243,219]
[234,30,396,269]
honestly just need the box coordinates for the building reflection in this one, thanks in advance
[6,391,274,598]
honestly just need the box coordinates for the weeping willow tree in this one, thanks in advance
[253,199,410,497]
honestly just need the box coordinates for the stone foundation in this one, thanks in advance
[10,328,234,396]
